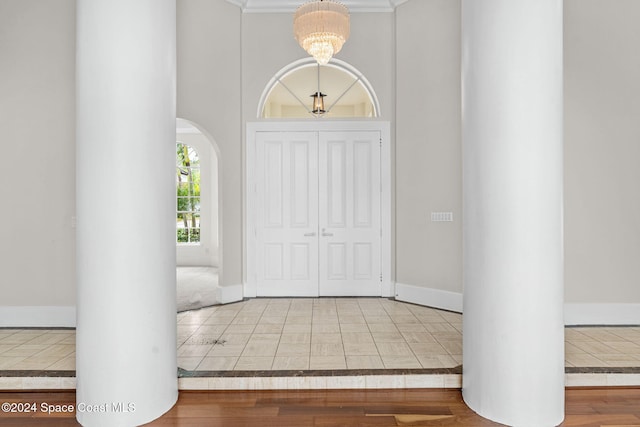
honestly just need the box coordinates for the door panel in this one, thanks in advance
[255,130,381,297]
[319,131,381,296]
[326,141,347,228]
[256,132,319,296]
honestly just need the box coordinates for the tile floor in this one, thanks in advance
[1,298,639,373]
[0,329,75,371]
[177,298,462,371]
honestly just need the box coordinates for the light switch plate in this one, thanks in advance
[431,212,453,222]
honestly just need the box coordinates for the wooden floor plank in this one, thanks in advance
[1,388,639,426]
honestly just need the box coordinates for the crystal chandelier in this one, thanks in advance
[293,0,350,65]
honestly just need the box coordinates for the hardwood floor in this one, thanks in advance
[563,388,640,427]
[0,388,638,426]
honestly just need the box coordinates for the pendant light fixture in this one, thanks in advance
[310,63,326,115]
[293,0,350,65]
[311,91,326,114]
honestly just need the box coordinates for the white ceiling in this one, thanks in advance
[226,0,409,13]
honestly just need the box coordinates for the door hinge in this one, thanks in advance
[379,273,383,282]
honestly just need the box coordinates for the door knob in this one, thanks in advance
[321,228,333,237]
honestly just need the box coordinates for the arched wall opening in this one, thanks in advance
[247,59,390,299]
[176,118,220,268]
[175,118,223,312]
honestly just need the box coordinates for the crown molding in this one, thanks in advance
[389,0,410,8]
[225,0,248,9]
[226,0,409,13]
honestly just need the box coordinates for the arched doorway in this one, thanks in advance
[246,59,391,299]
[176,118,221,311]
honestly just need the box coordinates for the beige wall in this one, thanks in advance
[0,0,76,307]
[177,0,242,286]
[2,0,640,323]
[395,0,462,293]
[393,0,640,306]
[564,0,640,303]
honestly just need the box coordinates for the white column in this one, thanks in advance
[461,1,564,426]
[76,0,177,425]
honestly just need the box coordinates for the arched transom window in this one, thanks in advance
[259,58,380,119]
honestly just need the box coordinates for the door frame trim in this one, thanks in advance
[245,121,392,298]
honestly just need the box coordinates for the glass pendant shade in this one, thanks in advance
[293,0,350,65]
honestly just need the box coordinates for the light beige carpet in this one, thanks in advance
[177,266,219,312]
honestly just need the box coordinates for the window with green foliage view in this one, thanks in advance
[176,143,201,244]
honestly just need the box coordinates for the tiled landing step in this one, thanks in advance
[1,367,639,390]
[177,367,463,389]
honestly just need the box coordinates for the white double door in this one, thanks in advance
[255,131,381,297]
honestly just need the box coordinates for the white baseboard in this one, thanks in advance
[216,284,244,305]
[564,303,640,326]
[0,306,76,328]
[395,283,463,313]
[2,300,636,327]
[394,284,640,326]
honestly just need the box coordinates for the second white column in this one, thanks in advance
[461,1,565,426]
